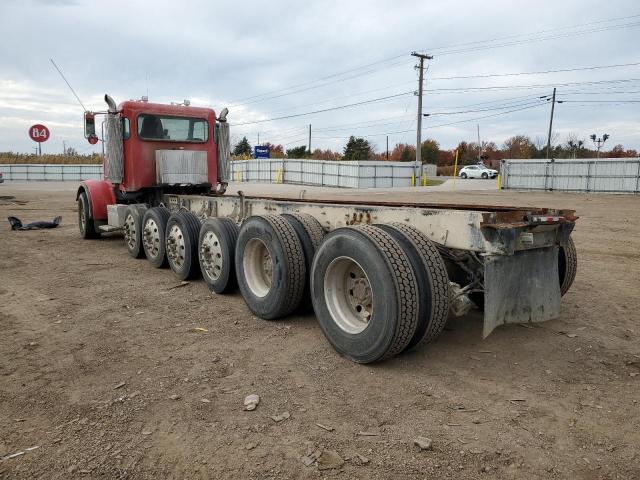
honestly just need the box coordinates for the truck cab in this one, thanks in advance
[77,95,230,233]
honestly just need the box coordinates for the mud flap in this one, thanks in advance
[483,246,561,337]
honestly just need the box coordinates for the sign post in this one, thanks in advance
[29,124,50,155]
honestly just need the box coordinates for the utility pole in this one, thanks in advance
[308,124,311,155]
[545,87,557,159]
[63,140,66,155]
[386,135,389,161]
[257,132,260,146]
[412,52,433,175]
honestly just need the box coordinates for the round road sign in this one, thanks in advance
[29,124,50,143]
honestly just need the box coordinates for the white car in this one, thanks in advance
[459,165,498,179]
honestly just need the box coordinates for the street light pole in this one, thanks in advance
[590,133,610,159]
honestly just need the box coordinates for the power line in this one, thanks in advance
[224,14,640,108]
[231,91,414,126]
[425,14,640,54]
[314,103,548,140]
[427,62,640,81]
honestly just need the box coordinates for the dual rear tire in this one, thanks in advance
[311,224,450,363]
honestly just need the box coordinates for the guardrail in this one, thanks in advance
[231,159,437,188]
[500,158,640,194]
[0,164,103,181]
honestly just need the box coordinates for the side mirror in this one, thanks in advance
[84,112,98,144]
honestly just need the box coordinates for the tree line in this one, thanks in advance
[233,134,639,165]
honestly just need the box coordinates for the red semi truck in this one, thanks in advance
[77,95,578,363]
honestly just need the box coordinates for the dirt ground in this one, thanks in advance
[0,183,639,479]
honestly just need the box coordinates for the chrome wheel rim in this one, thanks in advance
[166,224,186,268]
[124,213,137,250]
[324,256,373,334]
[143,218,161,259]
[200,230,223,281]
[243,238,272,297]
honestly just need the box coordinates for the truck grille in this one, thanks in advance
[156,150,208,185]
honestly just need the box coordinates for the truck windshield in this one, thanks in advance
[137,114,209,142]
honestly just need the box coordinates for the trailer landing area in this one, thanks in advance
[0,185,638,479]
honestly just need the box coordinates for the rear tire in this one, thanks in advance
[282,213,325,305]
[377,223,450,349]
[166,211,202,280]
[460,172,467,179]
[235,215,305,320]
[78,192,100,239]
[311,225,419,363]
[142,207,170,268]
[559,236,577,296]
[199,218,239,294]
[124,205,146,258]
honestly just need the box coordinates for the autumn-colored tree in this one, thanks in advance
[264,142,285,158]
[437,149,454,166]
[389,143,416,162]
[311,148,339,160]
[503,135,534,159]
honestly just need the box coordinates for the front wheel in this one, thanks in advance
[460,172,467,179]
[77,192,100,239]
[481,172,488,179]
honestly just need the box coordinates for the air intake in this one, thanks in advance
[156,150,208,185]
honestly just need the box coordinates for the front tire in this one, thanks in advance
[481,172,488,179]
[166,211,202,280]
[311,225,419,363]
[78,192,100,239]
[460,172,467,179]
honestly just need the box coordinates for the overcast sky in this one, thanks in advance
[0,0,638,155]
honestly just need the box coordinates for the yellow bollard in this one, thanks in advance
[411,174,416,188]
[497,173,501,190]
[236,171,241,183]
[421,173,427,186]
